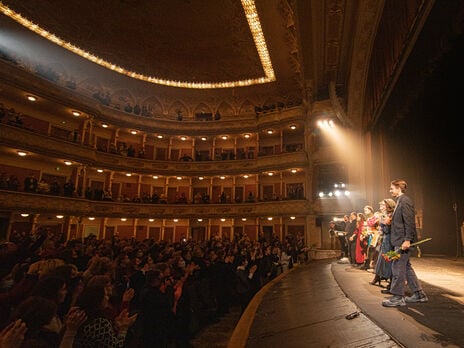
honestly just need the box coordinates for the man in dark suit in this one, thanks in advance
[382,179,428,307]
[345,212,358,264]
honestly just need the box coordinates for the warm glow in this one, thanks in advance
[120,218,127,221]
[317,119,335,129]
[148,218,154,222]
[26,95,37,102]
[242,218,247,221]
[267,217,273,220]
[125,173,132,177]
[157,135,163,139]
[180,136,187,141]
[199,176,204,180]
[173,219,178,222]
[221,136,228,140]
[88,217,95,220]
[220,218,226,222]
[290,216,296,220]
[101,123,109,128]
[176,176,182,180]
[56,215,64,219]
[20,213,29,217]
[244,134,251,138]
[197,219,203,222]
[0,1,274,88]
[17,151,27,157]
[220,176,225,180]
[290,125,296,130]
[201,137,207,141]
[152,175,159,179]
[64,161,72,166]
[291,169,297,173]
[130,130,137,135]
[243,175,249,179]
[97,169,104,173]
[72,111,81,116]
[267,129,274,134]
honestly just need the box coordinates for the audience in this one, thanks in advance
[0,228,307,347]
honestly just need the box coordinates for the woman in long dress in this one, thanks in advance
[370,199,396,288]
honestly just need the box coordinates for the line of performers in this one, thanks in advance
[329,199,397,289]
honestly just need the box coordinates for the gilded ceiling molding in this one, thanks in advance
[345,0,385,129]
[0,0,275,89]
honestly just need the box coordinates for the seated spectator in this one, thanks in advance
[7,175,19,191]
[180,153,193,161]
[103,190,113,201]
[246,191,255,202]
[37,178,50,194]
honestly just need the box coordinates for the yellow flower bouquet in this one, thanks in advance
[382,238,432,262]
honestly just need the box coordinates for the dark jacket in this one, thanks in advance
[390,194,417,247]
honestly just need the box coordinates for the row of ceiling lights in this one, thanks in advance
[24,94,299,137]
[19,214,297,221]
[14,151,301,177]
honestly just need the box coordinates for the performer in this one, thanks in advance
[329,221,347,259]
[360,205,380,270]
[370,199,396,289]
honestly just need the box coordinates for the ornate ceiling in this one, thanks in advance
[0,0,366,102]
[2,0,456,128]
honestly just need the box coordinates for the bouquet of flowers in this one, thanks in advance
[382,238,432,262]
[382,250,401,262]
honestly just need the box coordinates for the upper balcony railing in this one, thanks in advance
[0,124,308,176]
[0,190,311,219]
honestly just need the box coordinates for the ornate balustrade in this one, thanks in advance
[1,124,308,175]
[0,190,311,219]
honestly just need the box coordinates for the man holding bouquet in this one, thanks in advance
[382,179,428,307]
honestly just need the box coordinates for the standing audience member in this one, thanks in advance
[382,179,428,307]
[0,319,27,348]
[12,295,86,347]
[73,285,137,347]
[235,256,258,314]
[137,270,180,347]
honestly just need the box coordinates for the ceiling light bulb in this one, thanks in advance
[26,95,37,101]
[17,151,27,156]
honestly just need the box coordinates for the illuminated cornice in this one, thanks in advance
[0,0,275,89]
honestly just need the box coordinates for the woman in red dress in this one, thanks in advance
[354,213,367,265]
